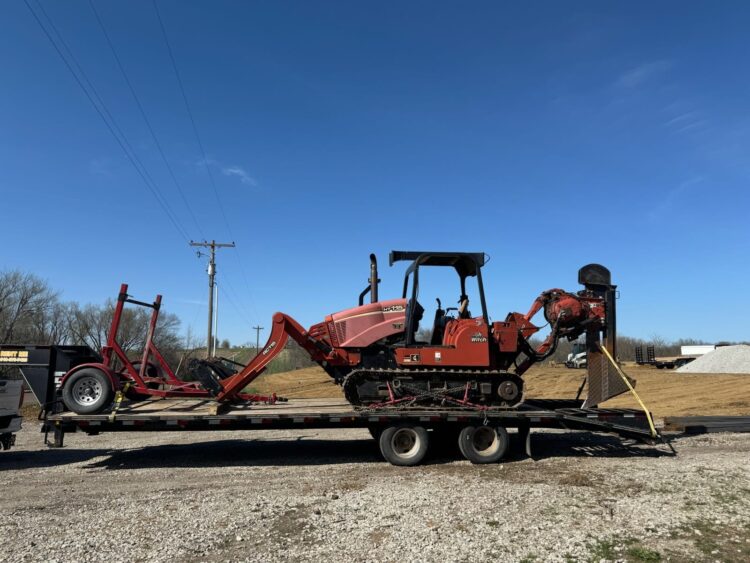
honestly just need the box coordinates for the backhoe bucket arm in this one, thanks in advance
[215,313,327,401]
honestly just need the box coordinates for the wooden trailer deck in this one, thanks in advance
[44,397,659,451]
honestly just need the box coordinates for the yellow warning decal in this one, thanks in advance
[0,350,29,363]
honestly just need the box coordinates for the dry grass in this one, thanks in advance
[252,363,750,418]
[251,367,343,399]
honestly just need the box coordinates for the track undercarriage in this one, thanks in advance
[341,368,524,409]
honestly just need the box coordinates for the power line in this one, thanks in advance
[151,0,232,239]
[88,0,206,241]
[24,0,191,243]
[216,272,255,328]
[216,281,254,330]
[152,0,261,319]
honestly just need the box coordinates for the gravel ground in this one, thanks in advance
[2,424,750,562]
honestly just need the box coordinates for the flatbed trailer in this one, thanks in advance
[4,343,662,465]
[43,397,659,465]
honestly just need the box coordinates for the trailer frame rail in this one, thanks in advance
[44,397,659,457]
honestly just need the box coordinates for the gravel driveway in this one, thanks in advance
[2,424,749,562]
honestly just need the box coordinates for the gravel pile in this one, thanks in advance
[2,425,750,562]
[678,344,750,374]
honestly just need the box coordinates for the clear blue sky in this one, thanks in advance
[1,1,748,344]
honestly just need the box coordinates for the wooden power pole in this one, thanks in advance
[253,325,264,353]
[190,240,235,357]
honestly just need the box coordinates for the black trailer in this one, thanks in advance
[4,343,662,466]
[43,397,660,466]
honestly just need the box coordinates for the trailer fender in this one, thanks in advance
[59,363,120,392]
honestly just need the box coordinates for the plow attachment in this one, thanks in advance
[192,312,337,403]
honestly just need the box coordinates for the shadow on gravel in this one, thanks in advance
[3,432,676,471]
[523,432,674,461]
[0,438,381,470]
[428,432,674,464]
[1,446,114,470]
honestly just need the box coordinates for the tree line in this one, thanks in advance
[0,269,311,378]
[0,270,186,372]
[2,268,742,379]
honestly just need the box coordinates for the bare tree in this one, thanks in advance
[26,301,73,345]
[66,300,182,366]
[174,326,204,378]
[0,270,59,344]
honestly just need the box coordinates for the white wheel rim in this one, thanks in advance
[391,428,421,459]
[472,427,500,457]
[72,376,103,406]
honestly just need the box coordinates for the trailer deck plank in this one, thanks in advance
[48,397,650,421]
[45,397,656,442]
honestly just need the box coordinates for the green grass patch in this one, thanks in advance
[680,519,750,561]
[587,537,662,563]
[625,545,662,562]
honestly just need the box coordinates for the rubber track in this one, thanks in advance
[341,367,524,407]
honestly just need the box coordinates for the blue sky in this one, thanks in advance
[1,1,748,344]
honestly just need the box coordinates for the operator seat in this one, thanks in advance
[458,296,472,319]
[406,299,424,344]
[430,306,447,345]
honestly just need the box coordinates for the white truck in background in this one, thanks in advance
[0,378,24,450]
[565,341,587,369]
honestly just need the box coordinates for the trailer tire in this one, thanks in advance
[62,368,115,414]
[458,425,509,464]
[379,424,429,466]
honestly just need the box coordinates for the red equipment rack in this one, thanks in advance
[58,284,276,403]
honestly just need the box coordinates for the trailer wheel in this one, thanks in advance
[62,368,115,414]
[458,425,509,464]
[379,424,429,466]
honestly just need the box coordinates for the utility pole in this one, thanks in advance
[213,280,219,356]
[190,240,235,357]
[253,325,264,353]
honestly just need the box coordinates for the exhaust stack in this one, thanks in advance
[358,253,381,305]
[369,253,379,303]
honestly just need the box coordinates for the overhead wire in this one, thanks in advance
[217,273,256,327]
[26,0,251,344]
[216,279,254,331]
[24,0,191,243]
[87,0,206,241]
[151,0,260,319]
[150,0,232,237]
